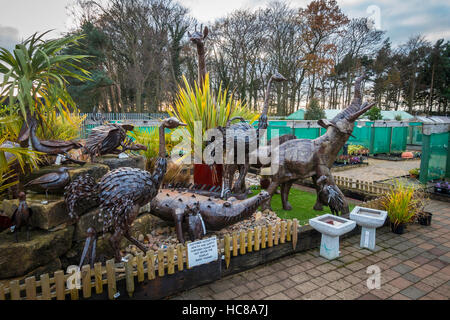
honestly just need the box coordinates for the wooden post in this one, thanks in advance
[81,265,91,299]
[292,219,298,250]
[147,250,156,280]
[240,231,246,255]
[167,246,175,275]
[261,226,267,249]
[158,249,165,276]
[224,234,231,268]
[254,227,261,251]
[185,241,191,269]
[232,232,238,257]
[94,262,103,294]
[9,280,20,300]
[40,273,51,300]
[280,221,286,244]
[125,254,134,298]
[106,259,117,300]
[177,244,184,271]
[274,223,280,245]
[54,270,65,300]
[136,252,145,282]
[287,220,292,241]
[25,276,36,300]
[247,230,253,253]
[268,225,273,247]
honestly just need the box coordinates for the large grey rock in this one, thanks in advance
[0,226,74,279]
[96,154,145,170]
[2,194,70,230]
[70,213,162,264]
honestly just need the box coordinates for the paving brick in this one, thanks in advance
[322,270,343,281]
[264,292,290,300]
[301,290,327,300]
[400,286,427,299]
[336,288,360,300]
[390,277,414,290]
[329,279,352,291]
[390,293,411,300]
[290,273,312,284]
[358,293,380,300]
[284,287,302,299]
[295,281,319,294]
[262,283,285,296]
[392,263,413,274]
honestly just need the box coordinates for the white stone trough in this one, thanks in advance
[309,214,356,260]
[349,206,387,251]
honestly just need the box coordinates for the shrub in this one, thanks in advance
[364,106,382,121]
[304,98,325,120]
[381,181,428,227]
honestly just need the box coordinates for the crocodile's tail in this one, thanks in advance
[220,191,270,227]
[64,174,99,220]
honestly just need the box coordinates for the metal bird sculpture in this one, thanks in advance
[27,117,86,165]
[83,123,147,162]
[24,167,71,196]
[65,117,187,263]
[316,175,346,216]
[11,192,32,242]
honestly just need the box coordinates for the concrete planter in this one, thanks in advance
[350,206,387,250]
[309,214,356,260]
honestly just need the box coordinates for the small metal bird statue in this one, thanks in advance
[11,192,32,242]
[24,167,71,197]
[317,175,346,215]
[83,123,147,162]
[26,117,86,165]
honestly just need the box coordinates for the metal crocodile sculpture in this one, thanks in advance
[149,186,270,243]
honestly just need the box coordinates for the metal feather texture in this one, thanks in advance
[64,174,99,220]
[97,167,160,233]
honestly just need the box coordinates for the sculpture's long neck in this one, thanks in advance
[152,125,168,189]
[318,128,350,166]
[197,43,206,89]
[257,77,274,140]
[29,123,43,151]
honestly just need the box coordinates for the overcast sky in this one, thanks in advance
[0,0,449,52]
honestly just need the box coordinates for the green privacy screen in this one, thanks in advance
[420,130,450,183]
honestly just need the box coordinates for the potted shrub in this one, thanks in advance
[417,211,433,226]
[169,74,256,187]
[381,181,426,234]
[409,168,420,179]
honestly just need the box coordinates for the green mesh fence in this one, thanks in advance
[420,130,449,183]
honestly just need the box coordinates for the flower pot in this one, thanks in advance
[193,163,223,187]
[391,223,405,234]
[418,212,432,226]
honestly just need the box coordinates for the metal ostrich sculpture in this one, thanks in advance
[219,72,288,198]
[65,117,186,263]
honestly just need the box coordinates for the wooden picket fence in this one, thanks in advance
[0,219,299,300]
[333,176,391,196]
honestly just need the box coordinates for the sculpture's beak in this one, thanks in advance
[179,122,187,127]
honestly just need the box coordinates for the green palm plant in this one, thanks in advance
[0,31,90,126]
[169,73,257,154]
[0,117,41,193]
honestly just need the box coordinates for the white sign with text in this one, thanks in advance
[187,236,218,268]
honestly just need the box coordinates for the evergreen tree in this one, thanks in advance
[304,98,325,120]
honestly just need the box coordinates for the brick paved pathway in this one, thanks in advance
[170,200,450,300]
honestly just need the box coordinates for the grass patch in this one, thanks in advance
[250,186,355,225]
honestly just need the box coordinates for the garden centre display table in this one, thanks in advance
[349,206,387,250]
[309,214,356,260]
